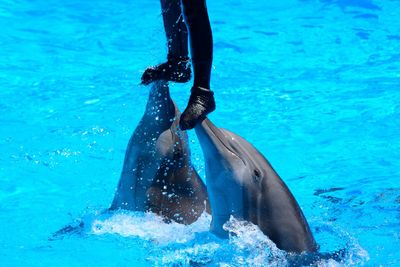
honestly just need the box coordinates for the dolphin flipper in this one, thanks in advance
[49,220,85,241]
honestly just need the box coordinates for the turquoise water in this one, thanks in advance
[1,0,399,265]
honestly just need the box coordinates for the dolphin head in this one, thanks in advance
[194,119,262,188]
[194,119,256,236]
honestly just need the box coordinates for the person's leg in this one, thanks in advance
[181,0,212,89]
[179,0,215,130]
[141,0,191,85]
[161,0,189,60]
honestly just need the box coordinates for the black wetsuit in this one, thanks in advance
[142,0,215,130]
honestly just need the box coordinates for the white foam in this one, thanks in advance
[223,216,288,267]
[91,211,211,245]
[152,242,221,266]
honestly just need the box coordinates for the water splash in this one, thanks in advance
[223,217,288,266]
[91,211,211,245]
[61,211,368,266]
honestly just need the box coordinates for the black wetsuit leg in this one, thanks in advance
[181,0,213,89]
[180,0,215,130]
[161,0,189,59]
[141,0,191,85]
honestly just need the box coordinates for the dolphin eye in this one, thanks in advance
[253,169,261,182]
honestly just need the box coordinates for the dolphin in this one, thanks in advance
[110,80,209,224]
[194,118,318,252]
[50,81,209,240]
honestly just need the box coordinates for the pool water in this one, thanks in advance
[1,0,399,266]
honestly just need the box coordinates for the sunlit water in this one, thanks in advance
[1,0,399,266]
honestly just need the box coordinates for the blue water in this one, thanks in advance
[1,0,399,265]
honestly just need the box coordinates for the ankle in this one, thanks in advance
[191,86,213,95]
[167,54,190,64]
[190,86,216,111]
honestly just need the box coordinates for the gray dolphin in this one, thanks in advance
[195,119,318,252]
[50,81,209,240]
[110,81,209,224]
